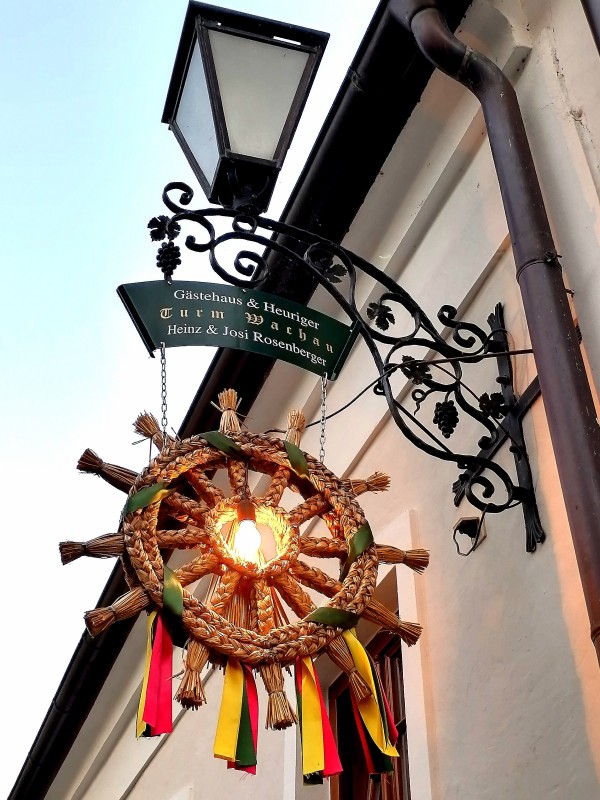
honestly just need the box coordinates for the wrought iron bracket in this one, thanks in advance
[452,305,544,552]
[146,182,546,552]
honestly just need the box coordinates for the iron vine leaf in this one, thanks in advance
[452,472,470,495]
[148,215,181,242]
[400,355,431,385]
[313,253,347,284]
[479,391,508,420]
[367,301,395,331]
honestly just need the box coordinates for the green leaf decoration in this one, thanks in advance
[123,482,177,515]
[284,441,309,477]
[305,606,360,629]
[340,522,374,581]
[163,564,184,618]
[202,431,247,459]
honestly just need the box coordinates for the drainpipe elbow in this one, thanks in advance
[406,6,468,78]
[396,3,513,104]
[389,0,439,28]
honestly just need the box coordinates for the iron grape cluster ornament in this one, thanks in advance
[60,389,428,781]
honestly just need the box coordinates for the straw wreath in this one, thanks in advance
[63,392,427,707]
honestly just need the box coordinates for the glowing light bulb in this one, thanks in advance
[233,498,262,563]
[233,519,262,562]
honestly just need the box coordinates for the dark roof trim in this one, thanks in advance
[9,1,471,797]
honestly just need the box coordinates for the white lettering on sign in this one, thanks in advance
[262,302,319,330]
[173,289,243,304]
[252,332,326,366]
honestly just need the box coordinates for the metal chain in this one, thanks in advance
[160,342,168,447]
[319,373,328,462]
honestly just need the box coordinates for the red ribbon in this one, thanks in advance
[142,614,173,735]
[313,664,343,777]
[380,682,398,746]
[350,694,376,774]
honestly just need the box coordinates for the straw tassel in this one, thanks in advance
[286,409,306,446]
[85,586,150,636]
[271,573,370,707]
[254,579,297,730]
[346,472,391,496]
[260,662,298,730]
[291,561,422,646]
[217,389,241,434]
[261,661,297,731]
[176,637,210,708]
[376,545,430,573]
[77,449,136,492]
[365,598,422,645]
[134,411,173,450]
[326,636,372,703]
[59,532,124,564]
[176,569,241,709]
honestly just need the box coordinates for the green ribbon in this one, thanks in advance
[163,564,183,618]
[305,606,360,629]
[235,676,257,768]
[284,441,309,478]
[161,565,186,647]
[202,431,247,459]
[340,522,374,581]
[369,651,391,744]
[123,482,178,515]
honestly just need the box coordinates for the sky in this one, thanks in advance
[0,1,379,795]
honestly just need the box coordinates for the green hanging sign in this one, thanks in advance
[117,280,358,380]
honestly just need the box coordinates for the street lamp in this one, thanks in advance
[162,2,329,213]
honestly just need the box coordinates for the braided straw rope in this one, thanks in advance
[122,431,378,666]
[176,567,241,709]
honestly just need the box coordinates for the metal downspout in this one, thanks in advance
[392,1,600,665]
[580,0,600,54]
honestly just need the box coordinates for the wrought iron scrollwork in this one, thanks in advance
[149,182,544,551]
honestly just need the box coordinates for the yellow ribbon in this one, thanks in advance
[342,631,398,757]
[299,656,325,775]
[214,659,244,761]
[136,611,157,738]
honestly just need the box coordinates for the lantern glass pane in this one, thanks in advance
[208,29,310,161]
[175,39,219,184]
